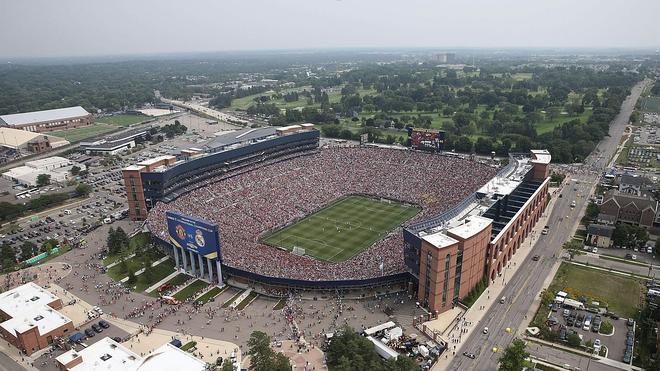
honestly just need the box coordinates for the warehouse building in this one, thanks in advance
[2,156,84,186]
[56,337,207,371]
[0,283,74,356]
[0,127,69,153]
[0,106,93,133]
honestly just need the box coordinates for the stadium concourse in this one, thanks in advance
[146,146,497,283]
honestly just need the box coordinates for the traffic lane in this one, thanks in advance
[450,177,592,369]
[596,247,659,265]
[0,351,26,371]
[573,253,654,277]
[527,342,621,371]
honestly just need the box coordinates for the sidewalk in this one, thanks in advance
[105,253,136,269]
[431,189,561,370]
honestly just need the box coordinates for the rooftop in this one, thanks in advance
[58,337,142,371]
[0,127,68,148]
[57,338,207,371]
[421,231,458,249]
[205,127,277,150]
[447,215,492,240]
[25,156,71,169]
[0,282,71,337]
[0,106,90,126]
[137,155,176,166]
[530,149,551,165]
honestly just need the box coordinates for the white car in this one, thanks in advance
[593,339,601,353]
[592,247,598,253]
[483,327,489,334]
[93,306,103,315]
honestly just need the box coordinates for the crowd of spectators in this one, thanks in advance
[146,147,496,282]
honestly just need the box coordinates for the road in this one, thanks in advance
[573,253,656,278]
[0,351,27,371]
[447,79,650,370]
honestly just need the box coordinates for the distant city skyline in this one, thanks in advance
[1,0,660,58]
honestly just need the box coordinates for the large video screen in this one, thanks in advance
[409,129,445,152]
[166,211,221,258]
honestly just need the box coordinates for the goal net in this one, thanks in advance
[292,246,306,256]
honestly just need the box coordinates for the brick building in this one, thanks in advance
[599,190,658,228]
[0,283,74,356]
[122,155,177,220]
[405,150,551,314]
[0,106,93,133]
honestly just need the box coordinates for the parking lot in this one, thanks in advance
[33,315,130,371]
[548,305,635,363]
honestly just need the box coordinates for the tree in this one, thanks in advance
[76,183,92,197]
[20,241,37,261]
[326,327,384,370]
[0,241,16,272]
[247,331,290,371]
[566,333,581,347]
[126,268,137,285]
[221,360,234,371]
[70,166,81,176]
[498,339,528,371]
[454,136,473,153]
[36,174,51,187]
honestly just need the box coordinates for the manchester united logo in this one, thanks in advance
[175,225,186,240]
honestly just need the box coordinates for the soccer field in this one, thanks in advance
[261,195,420,262]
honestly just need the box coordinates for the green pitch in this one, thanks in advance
[260,195,420,262]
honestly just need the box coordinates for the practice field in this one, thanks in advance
[50,123,119,142]
[97,114,149,126]
[261,195,420,262]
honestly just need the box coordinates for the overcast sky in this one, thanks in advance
[1,0,659,58]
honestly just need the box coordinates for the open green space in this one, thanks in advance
[103,232,152,266]
[261,195,419,262]
[547,263,644,317]
[535,108,592,135]
[134,259,176,292]
[106,249,165,281]
[228,85,377,111]
[195,286,225,304]
[97,114,149,126]
[173,279,209,301]
[162,272,192,288]
[640,96,660,113]
[50,123,119,142]
[273,298,287,310]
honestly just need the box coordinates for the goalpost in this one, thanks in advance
[292,246,306,256]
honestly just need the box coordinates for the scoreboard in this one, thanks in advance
[166,211,222,259]
[409,128,445,152]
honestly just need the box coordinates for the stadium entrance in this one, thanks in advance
[166,211,223,285]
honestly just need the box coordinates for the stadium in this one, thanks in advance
[125,125,550,313]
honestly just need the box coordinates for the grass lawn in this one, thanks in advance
[195,286,225,304]
[222,290,245,308]
[134,259,176,292]
[164,273,192,287]
[106,249,165,281]
[173,279,209,301]
[50,123,119,142]
[640,96,660,113]
[235,291,258,310]
[103,232,152,266]
[548,263,645,317]
[261,195,419,262]
[535,108,592,135]
[273,298,287,310]
[97,114,148,127]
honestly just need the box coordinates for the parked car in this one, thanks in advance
[84,328,95,338]
[99,320,110,329]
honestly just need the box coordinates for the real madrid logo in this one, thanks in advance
[195,229,206,247]
[175,225,186,240]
